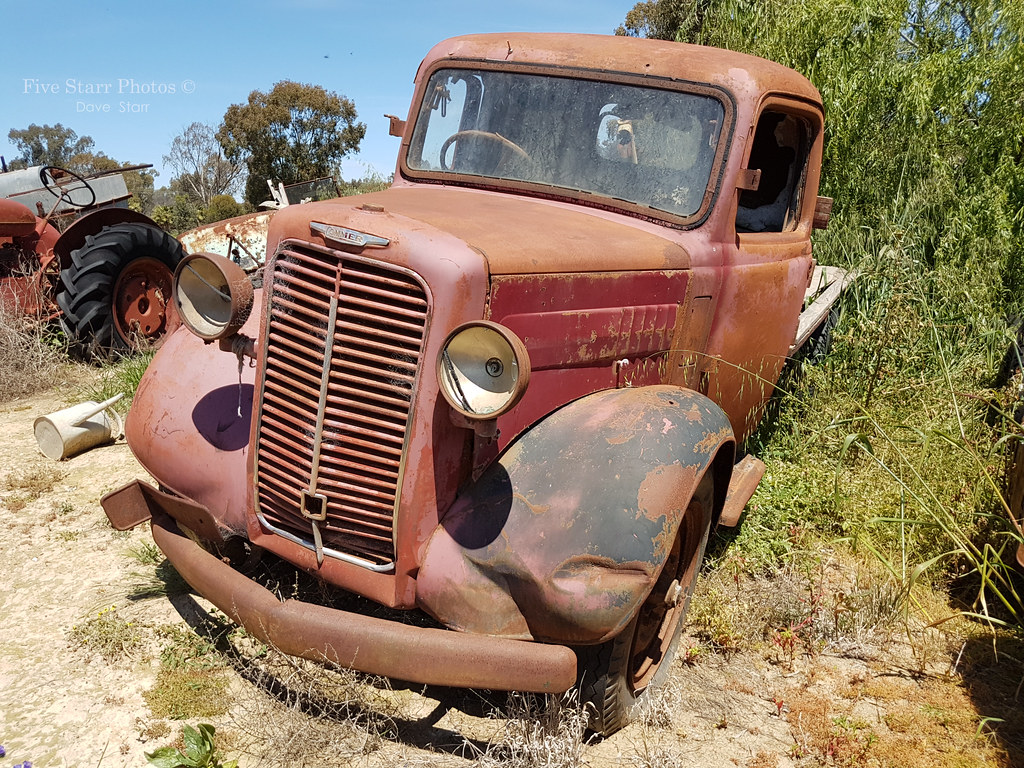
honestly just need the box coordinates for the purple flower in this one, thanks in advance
[0,744,6,757]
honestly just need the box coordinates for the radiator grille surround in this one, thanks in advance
[254,243,430,568]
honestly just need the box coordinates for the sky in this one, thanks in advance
[2,0,633,191]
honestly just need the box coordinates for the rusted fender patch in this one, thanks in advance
[417,385,734,644]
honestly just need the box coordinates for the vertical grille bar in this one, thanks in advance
[254,244,429,567]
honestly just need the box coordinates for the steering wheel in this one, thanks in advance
[40,165,96,209]
[439,130,532,172]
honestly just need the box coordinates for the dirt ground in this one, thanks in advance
[1,376,1021,768]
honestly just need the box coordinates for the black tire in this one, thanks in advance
[57,222,184,361]
[576,473,714,736]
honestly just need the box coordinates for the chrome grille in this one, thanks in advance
[255,244,429,566]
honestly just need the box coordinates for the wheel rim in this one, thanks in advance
[628,496,705,691]
[112,257,175,346]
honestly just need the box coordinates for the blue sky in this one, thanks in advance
[2,0,632,190]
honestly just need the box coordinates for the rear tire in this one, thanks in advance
[57,222,184,361]
[576,473,714,736]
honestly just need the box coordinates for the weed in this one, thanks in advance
[679,643,703,666]
[143,620,233,721]
[468,691,590,768]
[4,496,27,512]
[138,718,172,743]
[156,623,225,670]
[626,741,687,768]
[633,675,681,730]
[57,530,79,542]
[4,465,63,499]
[145,723,237,768]
[69,604,145,662]
[144,666,232,720]
[81,350,154,409]
[747,752,779,768]
[127,539,163,566]
[52,500,74,516]
[129,560,192,600]
[223,647,401,763]
[772,696,786,718]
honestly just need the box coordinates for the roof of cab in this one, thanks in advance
[416,33,822,107]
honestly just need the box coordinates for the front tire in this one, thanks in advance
[57,222,184,361]
[576,473,714,736]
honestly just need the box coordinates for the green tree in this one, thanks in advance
[152,192,201,235]
[164,122,243,208]
[203,194,246,224]
[7,123,95,170]
[615,0,713,40]
[217,81,366,207]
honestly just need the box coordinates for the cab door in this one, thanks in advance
[704,98,825,440]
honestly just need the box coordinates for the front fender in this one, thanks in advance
[124,294,262,537]
[416,385,734,645]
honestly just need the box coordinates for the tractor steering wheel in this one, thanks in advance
[40,165,97,209]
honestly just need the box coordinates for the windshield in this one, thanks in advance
[406,68,727,220]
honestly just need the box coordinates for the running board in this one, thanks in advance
[718,454,766,527]
[790,265,855,354]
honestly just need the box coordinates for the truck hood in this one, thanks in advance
[283,186,690,275]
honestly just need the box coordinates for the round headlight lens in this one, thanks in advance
[438,321,530,419]
[173,253,254,341]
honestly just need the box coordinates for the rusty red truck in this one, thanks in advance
[101,33,845,734]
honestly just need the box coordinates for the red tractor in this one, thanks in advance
[0,165,184,359]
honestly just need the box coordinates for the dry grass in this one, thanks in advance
[4,464,64,496]
[3,464,65,511]
[222,646,403,767]
[144,666,233,720]
[689,548,908,664]
[466,691,590,768]
[783,670,1008,768]
[68,604,146,662]
[0,299,64,403]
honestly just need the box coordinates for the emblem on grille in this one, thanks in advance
[311,221,389,250]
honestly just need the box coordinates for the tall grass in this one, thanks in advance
[733,201,1024,633]
[79,350,154,410]
[0,303,65,403]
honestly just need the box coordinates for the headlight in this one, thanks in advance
[438,321,530,419]
[173,253,254,341]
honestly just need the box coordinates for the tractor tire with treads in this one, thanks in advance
[57,222,184,361]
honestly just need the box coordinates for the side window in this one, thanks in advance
[736,111,810,233]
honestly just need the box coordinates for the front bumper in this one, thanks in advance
[101,481,578,693]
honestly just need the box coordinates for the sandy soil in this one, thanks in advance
[0,379,1017,768]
